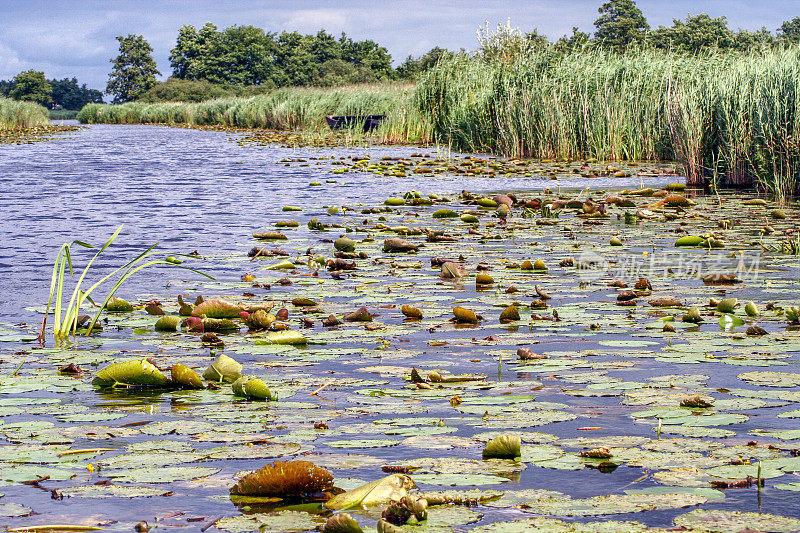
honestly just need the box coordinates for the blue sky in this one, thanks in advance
[1,1,798,91]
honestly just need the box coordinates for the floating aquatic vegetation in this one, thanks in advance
[326,474,416,510]
[191,299,241,318]
[230,460,333,497]
[482,435,521,459]
[92,359,169,388]
[321,513,363,533]
[41,225,211,344]
[154,315,180,331]
[202,354,243,383]
[170,363,203,389]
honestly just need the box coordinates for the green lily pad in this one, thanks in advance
[674,509,800,533]
[519,492,707,516]
[215,510,324,533]
[105,466,220,483]
[0,501,31,517]
[60,484,173,498]
[472,517,649,532]
[326,439,400,448]
[411,473,509,486]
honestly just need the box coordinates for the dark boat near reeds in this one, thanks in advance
[325,114,386,133]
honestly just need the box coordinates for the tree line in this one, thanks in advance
[0,72,103,109]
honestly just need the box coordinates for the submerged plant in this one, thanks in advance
[40,225,211,344]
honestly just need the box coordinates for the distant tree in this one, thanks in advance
[649,14,733,52]
[594,0,649,49]
[555,27,592,52]
[525,30,551,50]
[10,70,52,105]
[396,47,448,79]
[0,79,16,97]
[169,25,203,79]
[778,17,800,43]
[339,34,393,79]
[274,31,316,86]
[220,25,279,86]
[732,27,776,51]
[50,77,103,109]
[168,24,396,88]
[106,34,161,103]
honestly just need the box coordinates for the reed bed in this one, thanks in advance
[78,83,432,144]
[416,46,800,201]
[78,48,800,199]
[0,97,49,129]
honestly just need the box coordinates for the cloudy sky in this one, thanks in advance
[2,0,799,91]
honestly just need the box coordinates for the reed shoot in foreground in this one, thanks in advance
[41,225,212,344]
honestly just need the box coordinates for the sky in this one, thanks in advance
[1,0,799,91]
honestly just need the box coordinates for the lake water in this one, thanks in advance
[0,124,798,532]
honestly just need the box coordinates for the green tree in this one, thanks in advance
[778,17,800,43]
[594,0,649,49]
[274,31,316,86]
[138,78,233,102]
[396,47,448,79]
[732,28,776,51]
[50,77,103,109]
[220,25,278,86]
[10,70,52,105]
[169,25,202,79]
[106,34,161,103]
[0,79,14,97]
[555,27,592,52]
[649,14,734,52]
[339,35,393,79]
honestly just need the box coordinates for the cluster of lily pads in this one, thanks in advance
[263,152,681,182]
[3,165,800,532]
[0,124,81,145]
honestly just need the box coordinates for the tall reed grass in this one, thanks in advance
[79,48,800,199]
[0,97,49,129]
[78,83,431,143]
[416,46,800,201]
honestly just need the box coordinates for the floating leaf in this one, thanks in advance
[105,296,132,312]
[260,330,307,345]
[719,313,744,330]
[674,509,800,533]
[230,460,333,497]
[326,474,415,510]
[243,378,276,401]
[401,305,423,319]
[154,315,180,331]
[334,237,356,252]
[321,513,363,533]
[482,435,521,459]
[106,466,219,483]
[92,359,169,388]
[191,299,241,318]
[453,306,479,324]
[520,492,707,516]
[263,259,295,270]
[170,363,203,389]
[202,354,242,383]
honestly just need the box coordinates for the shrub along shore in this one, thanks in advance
[78,46,800,200]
